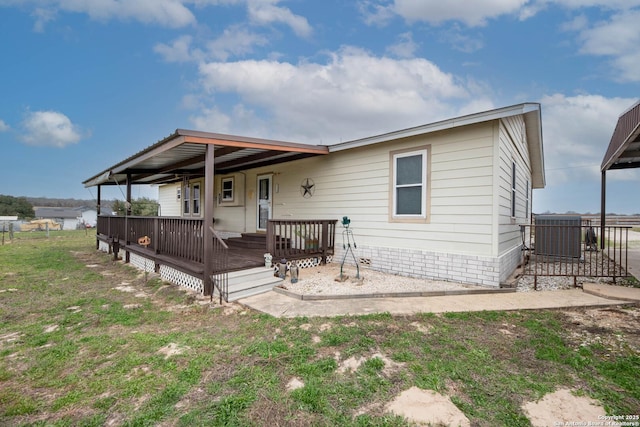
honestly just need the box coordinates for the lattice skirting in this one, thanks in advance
[98,241,203,293]
[130,253,155,273]
[159,265,203,293]
[285,256,333,269]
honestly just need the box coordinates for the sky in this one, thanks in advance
[0,0,638,215]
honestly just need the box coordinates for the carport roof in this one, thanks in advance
[83,129,329,187]
[601,100,640,171]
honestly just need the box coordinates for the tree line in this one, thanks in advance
[0,195,159,219]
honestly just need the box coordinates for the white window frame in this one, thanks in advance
[192,183,201,215]
[183,184,190,215]
[221,177,234,202]
[391,148,428,221]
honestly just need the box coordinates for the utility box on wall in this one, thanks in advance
[534,215,582,258]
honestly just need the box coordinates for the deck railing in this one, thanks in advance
[521,223,631,288]
[266,219,338,263]
[210,226,229,303]
[97,216,205,263]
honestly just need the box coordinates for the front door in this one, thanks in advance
[257,175,272,231]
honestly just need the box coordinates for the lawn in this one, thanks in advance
[0,230,638,426]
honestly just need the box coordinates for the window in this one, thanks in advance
[192,183,201,215]
[222,177,234,202]
[391,148,428,220]
[511,161,517,218]
[183,185,190,215]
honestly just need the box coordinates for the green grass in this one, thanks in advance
[0,230,638,425]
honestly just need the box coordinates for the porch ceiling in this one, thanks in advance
[83,129,329,187]
[601,100,640,172]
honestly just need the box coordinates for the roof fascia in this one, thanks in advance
[182,133,328,155]
[83,132,186,186]
[328,103,541,152]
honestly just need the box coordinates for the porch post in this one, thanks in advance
[125,173,132,263]
[96,185,101,215]
[96,185,101,249]
[203,144,215,296]
[600,170,606,250]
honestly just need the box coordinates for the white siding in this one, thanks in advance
[158,183,181,216]
[496,115,533,263]
[213,121,496,257]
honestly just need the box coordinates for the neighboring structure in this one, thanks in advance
[600,100,640,241]
[34,207,98,229]
[84,103,545,295]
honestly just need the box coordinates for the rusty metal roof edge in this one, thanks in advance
[83,129,329,187]
[601,100,640,172]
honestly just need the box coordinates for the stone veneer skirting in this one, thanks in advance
[333,244,523,287]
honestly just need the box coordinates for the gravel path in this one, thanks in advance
[278,264,493,296]
[278,258,634,297]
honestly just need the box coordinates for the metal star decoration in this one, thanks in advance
[300,178,315,198]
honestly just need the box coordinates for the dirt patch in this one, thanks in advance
[386,386,471,426]
[522,388,605,426]
[563,307,640,356]
[157,343,190,359]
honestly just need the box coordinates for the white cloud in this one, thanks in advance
[193,47,492,143]
[247,0,312,37]
[540,94,637,185]
[0,119,9,132]
[4,0,196,29]
[574,9,640,82]
[21,110,85,148]
[390,0,529,26]
[154,35,202,62]
[386,32,419,58]
[31,7,56,32]
[206,25,270,60]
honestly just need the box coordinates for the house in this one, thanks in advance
[34,207,98,229]
[83,103,544,300]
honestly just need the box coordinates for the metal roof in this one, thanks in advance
[329,102,545,188]
[84,104,546,190]
[601,100,640,171]
[83,129,329,187]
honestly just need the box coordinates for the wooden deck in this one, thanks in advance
[96,216,337,296]
[224,246,268,272]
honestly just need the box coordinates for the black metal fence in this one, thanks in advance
[521,222,631,289]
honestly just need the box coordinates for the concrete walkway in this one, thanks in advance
[239,283,640,318]
[626,248,640,281]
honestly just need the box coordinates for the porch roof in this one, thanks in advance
[601,100,640,172]
[83,129,329,187]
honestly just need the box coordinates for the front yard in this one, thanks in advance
[0,231,638,426]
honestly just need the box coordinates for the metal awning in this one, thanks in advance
[83,129,329,188]
[599,100,639,246]
[601,100,640,171]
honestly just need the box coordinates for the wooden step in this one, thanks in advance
[225,234,291,250]
[226,237,265,249]
[213,267,283,301]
